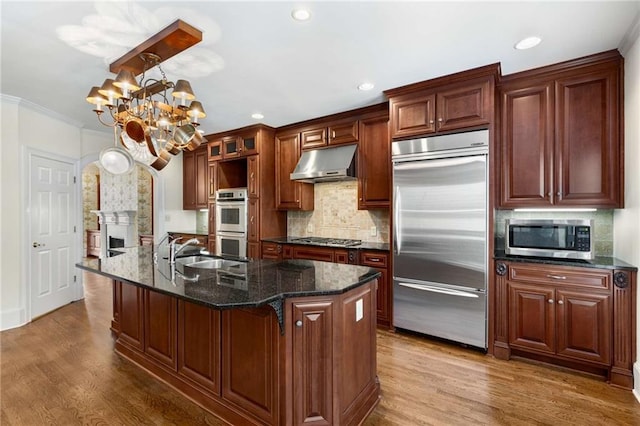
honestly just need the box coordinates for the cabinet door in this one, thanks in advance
[301,127,327,150]
[328,119,359,145]
[222,135,241,158]
[195,148,209,209]
[178,300,221,395]
[390,93,436,139]
[358,114,390,209]
[208,202,215,235]
[208,162,217,200]
[292,300,334,425]
[261,242,282,260]
[208,139,223,161]
[248,198,259,242]
[207,238,216,255]
[556,290,611,364]
[360,251,390,327]
[292,245,334,262]
[221,307,279,425]
[275,132,313,210]
[144,289,177,369]
[508,282,555,354]
[499,82,554,207]
[555,65,622,207]
[240,131,258,156]
[435,79,491,132]
[119,281,144,351]
[247,156,259,198]
[182,150,196,210]
[247,242,260,260]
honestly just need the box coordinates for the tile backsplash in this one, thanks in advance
[287,181,389,243]
[494,209,613,256]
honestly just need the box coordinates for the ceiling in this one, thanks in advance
[2,1,639,135]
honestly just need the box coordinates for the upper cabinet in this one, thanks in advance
[275,131,314,211]
[183,146,209,210]
[207,129,260,162]
[358,112,390,209]
[499,50,624,208]
[385,64,499,140]
[300,118,359,150]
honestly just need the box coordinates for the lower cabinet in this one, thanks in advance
[360,250,390,328]
[494,261,635,388]
[111,279,380,424]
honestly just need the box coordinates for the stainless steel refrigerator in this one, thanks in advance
[392,129,488,349]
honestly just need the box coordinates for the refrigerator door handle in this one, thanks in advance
[393,187,402,254]
[398,282,480,298]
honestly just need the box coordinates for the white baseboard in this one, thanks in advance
[634,362,640,403]
[0,307,27,331]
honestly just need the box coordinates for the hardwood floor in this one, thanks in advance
[2,271,639,425]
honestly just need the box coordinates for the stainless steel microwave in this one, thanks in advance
[505,219,594,260]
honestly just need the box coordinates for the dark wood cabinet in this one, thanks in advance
[247,155,259,198]
[177,300,221,395]
[207,162,217,200]
[248,198,259,243]
[222,131,259,158]
[358,113,390,209]
[207,139,223,161]
[87,229,100,257]
[387,71,495,139]
[118,281,144,351]
[292,300,334,424]
[261,241,282,260]
[300,118,359,150]
[499,50,624,208]
[183,147,209,210]
[144,289,177,369]
[275,131,313,211]
[360,250,390,328]
[494,261,635,388]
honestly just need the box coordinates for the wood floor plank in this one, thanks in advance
[1,271,639,425]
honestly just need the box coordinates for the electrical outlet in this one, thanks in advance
[355,299,363,322]
[307,223,314,233]
[370,226,377,236]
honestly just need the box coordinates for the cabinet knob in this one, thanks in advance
[557,192,561,197]
[295,320,303,327]
[429,120,434,124]
[438,118,443,122]
[548,299,554,304]
[557,300,564,305]
[251,216,254,223]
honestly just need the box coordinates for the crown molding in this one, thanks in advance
[0,94,84,128]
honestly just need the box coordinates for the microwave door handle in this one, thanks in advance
[398,282,480,298]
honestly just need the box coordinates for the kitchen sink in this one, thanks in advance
[176,256,243,270]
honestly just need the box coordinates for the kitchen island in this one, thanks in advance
[77,246,381,426]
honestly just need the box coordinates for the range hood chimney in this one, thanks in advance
[290,144,357,183]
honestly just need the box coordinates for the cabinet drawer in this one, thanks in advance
[360,251,389,268]
[509,264,610,290]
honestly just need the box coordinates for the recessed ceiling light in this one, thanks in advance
[291,9,311,21]
[358,82,375,91]
[251,113,264,120]
[514,36,542,50]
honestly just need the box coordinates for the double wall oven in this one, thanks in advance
[215,188,248,258]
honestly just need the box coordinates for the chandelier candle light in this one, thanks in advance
[86,20,206,174]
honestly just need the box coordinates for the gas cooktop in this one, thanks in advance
[290,237,362,247]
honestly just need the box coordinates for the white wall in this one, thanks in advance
[615,13,640,400]
[162,154,198,231]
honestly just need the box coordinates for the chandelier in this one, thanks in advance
[85,20,206,175]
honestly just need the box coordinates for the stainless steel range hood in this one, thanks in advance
[290,144,357,183]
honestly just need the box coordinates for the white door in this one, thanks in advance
[30,154,76,319]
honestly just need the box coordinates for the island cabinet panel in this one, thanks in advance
[177,300,221,395]
[144,290,177,369]
[498,50,624,208]
[118,281,144,351]
[221,307,280,425]
[292,300,334,425]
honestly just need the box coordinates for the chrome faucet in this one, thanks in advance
[169,237,200,264]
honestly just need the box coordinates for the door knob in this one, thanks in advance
[32,242,44,248]
[295,320,303,327]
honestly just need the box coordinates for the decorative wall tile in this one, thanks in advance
[287,181,389,243]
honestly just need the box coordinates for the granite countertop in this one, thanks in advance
[262,236,390,252]
[494,250,637,271]
[76,246,381,310]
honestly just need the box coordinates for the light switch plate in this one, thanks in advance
[370,226,377,236]
[356,298,363,322]
[307,223,314,233]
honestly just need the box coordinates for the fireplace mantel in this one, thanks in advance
[91,210,137,258]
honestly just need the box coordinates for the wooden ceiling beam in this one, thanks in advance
[109,19,202,75]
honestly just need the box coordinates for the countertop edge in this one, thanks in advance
[493,252,638,272]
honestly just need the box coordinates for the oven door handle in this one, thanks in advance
[398,282,480,298]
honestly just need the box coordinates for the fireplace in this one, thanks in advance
[91,210,137,258]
